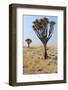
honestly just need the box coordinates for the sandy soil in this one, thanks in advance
[23,46,57,74]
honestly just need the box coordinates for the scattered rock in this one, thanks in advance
[38,69,42,71]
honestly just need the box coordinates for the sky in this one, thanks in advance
[23,15,57,46]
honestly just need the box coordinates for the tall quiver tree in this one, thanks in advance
[32,17,55,59]
[25,39,32,48]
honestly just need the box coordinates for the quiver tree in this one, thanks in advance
[32,17,55,59]
[25,39,32,48]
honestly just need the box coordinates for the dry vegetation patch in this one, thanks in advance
[23,46,57,74]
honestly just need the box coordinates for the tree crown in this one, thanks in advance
[32,17,55,44]
[25,39,32,44]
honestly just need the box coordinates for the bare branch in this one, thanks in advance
[47,21,55,41]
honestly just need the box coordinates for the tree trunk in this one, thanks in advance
[44,44,48,59]
[28,44,30,48]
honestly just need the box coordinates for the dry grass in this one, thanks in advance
[23,46,57,74]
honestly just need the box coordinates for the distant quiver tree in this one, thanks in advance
[32,17,55,59]
[25,38,32,48]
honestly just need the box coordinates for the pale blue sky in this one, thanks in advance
[23,15,57,46]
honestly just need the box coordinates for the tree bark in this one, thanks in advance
[28,44,30,48]
[44,44,48,59]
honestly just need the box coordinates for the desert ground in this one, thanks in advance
[23,45,57,74]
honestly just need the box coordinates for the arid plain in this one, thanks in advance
[23,45,57,74]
